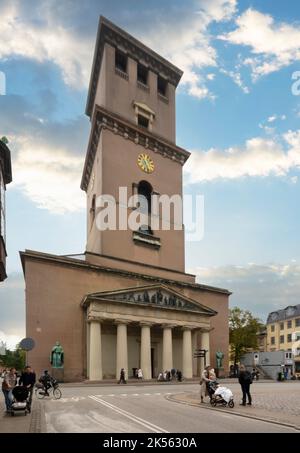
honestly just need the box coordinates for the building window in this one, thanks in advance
[280,335,284,344]
[280,322,284,330]
[287,334,292,343]
[115,50,127,74]
[287,320,292,329]
[296,318,300,327]
[138,114,149,129]
[157,75,167,97]
[137,63,148,86]
[271,325,275,332]
[271,337,275,345]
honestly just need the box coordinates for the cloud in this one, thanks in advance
[220,8,300,80]
[220,68,250,93]
[0,0,237,100]
[0,95,88,214]
[184,128,300,183]
[141,0,237,99]
[190,262,300,322]
[0,273,25,348]
[0,2,93,89]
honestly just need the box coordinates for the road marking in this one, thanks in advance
[89,395,169,433]
[143,393,151,396]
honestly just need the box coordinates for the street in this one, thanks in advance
[42,383,298,433]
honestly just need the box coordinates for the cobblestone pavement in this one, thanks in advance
[169,381,300,428]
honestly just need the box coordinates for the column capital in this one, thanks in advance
[161,323,176,330]
[114,319,131,326]
[140,321,153,327]
[87,316,102,324]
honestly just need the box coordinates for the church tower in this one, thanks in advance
[21,17,230,383]
[81,16,190,273]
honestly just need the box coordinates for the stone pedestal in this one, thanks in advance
[216,367,225,379]
[52,368,64,383]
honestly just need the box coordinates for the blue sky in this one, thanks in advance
[1,0,300,348]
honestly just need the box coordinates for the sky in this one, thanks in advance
[1,0,300,348]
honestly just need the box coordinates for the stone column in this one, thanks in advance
[86,321,90,379]
[162,325,173,371]
[201,330,210,375]
[116,320,129,379]
[192,330,198,377]
[140,323,152,380]
[89,320,102,381]
[182,327,193,379]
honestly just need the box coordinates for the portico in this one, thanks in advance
[82,284,214,380]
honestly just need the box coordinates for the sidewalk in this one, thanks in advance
[167,386,300,431]
[0,398,45,433]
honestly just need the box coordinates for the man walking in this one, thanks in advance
[238,364,253,406]
[19,366,36,412]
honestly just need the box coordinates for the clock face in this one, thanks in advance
[137,153,154,174]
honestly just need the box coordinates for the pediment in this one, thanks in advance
[84,284,217,316]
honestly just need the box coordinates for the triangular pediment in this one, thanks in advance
[84,284,217,316]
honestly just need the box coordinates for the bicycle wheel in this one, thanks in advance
[53,388,62,400]
[228,400,235,409]
[36,388,46,399]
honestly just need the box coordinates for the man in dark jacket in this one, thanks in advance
[19,366,36,412]
[238,364,252,406]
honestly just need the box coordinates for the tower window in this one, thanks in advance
[157,76,167,97]
[138,114,149,129]
[137,63,148,85]
[138,180,152,215]
[115,50,127,73]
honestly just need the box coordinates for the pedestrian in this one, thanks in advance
[2,367,17,413]
[176,370,182,382]
[19,365,36,412]
[166,370,171,381]
[118,368,127,384]
[137,368,143,380]
[238,364,253,406]
[209,368,217,381]
[200,365,212,403]
[171,368,176,380]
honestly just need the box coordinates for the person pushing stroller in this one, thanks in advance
[200,366,217,403]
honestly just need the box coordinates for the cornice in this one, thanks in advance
[86,16,183,117]
[19,250,232,296]
[80,105,190,192]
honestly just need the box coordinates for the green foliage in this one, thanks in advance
[229,307,264,364]
[0,344,26,371]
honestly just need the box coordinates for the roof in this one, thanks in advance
[82,283,218,317]
[19,249,232,296]
[267,304,300,324]
[0,140,12,185]
[86,16,183,117]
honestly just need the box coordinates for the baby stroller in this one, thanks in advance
[207,380,218,399]
[210,385,234,408]
[11,386,30,416]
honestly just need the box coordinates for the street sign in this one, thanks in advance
[19,337,35,351]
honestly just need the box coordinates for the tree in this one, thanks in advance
[0,344,26,371]
[229,307,264,365]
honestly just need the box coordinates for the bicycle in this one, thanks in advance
[35,382,62,400]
